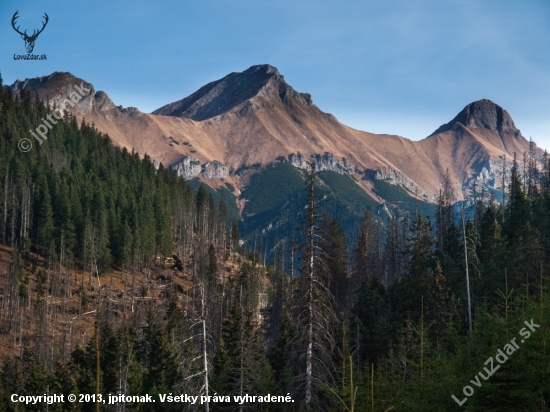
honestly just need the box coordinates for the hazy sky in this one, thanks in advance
[1,0,549,150]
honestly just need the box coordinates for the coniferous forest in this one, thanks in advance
[1,78,550,411]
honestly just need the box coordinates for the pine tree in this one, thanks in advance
[352,207,377,284]
[268,311,296,393]
[221,292,266,411]
[390,212,436,324]
[323,215,350,314]
[230,219,240,252]
[99,323,120,394]
[212,336,231,395]
[36,180,55,254]
[141,312,181,396]
[478,201,507,300]
[207,244,218,286]
[350,276,389,366]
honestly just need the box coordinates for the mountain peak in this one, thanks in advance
[8,71,80,94]
[6,72,118,114]
[152,64,290,121]
[430,99,521,137]
[244,64,281,77]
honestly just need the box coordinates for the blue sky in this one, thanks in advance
[1,0,550,150]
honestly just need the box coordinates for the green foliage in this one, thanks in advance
[0,89,200,268]
[224,182,235,192]
[322,216,351,313]
[187,179,240,221]
[242,162,305,216]
[373,179,411,201]
[374,179,436,217]
[240,165,379,253]
[318,171,377,211]
[3,75,550,412]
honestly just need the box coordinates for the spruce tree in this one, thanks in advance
[323,216,350,314]
[222,295,265,411]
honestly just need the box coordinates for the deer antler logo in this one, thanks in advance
[11,11,49,54]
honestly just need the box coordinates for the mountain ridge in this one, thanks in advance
[153,64,295,120]
[5,65,539,209]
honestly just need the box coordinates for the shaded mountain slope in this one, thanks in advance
[6,66,539,216]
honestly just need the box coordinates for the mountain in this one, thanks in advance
[153,64,292,120]
[5,65,541,243]
[430,99,521,138]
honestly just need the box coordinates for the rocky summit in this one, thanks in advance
[430,99,521,138]
[6,65,542,242]
[153,64,287,121]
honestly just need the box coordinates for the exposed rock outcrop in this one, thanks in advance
[463,157,507,196]
[288,152,353,174]
[95,91,116,112]
[6,72,136,117]
[7,67,539,209]
[121,107,142,118]
[172,157,228,179]
[202,161,229,179]
[172,157,202,179]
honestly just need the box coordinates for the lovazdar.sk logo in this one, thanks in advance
[11,10,49,60]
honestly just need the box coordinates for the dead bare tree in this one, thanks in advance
[182,282,212,412]
[292,162,337,408]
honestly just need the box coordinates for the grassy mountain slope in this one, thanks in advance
[373,179,436,218]
[240,161,380,246]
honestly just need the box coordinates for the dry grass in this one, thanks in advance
[0,244,247,364]
[13,71,535,206]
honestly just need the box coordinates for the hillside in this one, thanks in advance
[6,65,538,199]
[2,67,550,412]
[5,65,542,244]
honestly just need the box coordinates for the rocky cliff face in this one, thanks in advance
[288,152,353,174]
[6,72,135,117]
[202,161,229,178]
[171,157,228,179]
[94,91,116,112]
[463,156,507,194]
[120,107,142,119]
[172,157,203,179]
